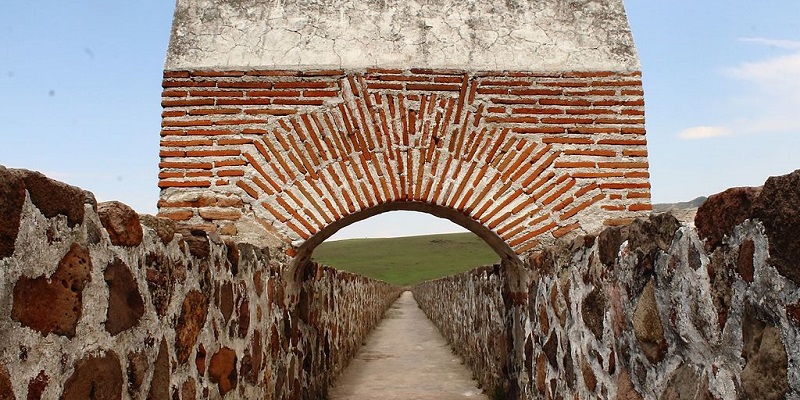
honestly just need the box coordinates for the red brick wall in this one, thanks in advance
[158,69,651,255]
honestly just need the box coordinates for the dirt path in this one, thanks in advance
[328,291,488,400]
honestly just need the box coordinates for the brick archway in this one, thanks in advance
[158,69,651,258]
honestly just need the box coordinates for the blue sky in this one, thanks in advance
[1,1,798,239]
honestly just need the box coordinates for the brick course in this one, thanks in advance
[159,69,650,255]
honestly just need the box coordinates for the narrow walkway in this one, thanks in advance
[328,291,488,399]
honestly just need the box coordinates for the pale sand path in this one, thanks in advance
[328,291,489,400]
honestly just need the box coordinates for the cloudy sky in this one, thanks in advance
[1,1,798,240]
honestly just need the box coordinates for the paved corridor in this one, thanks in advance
[328,291,488,399]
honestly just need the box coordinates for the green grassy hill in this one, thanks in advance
[311,232,500,286]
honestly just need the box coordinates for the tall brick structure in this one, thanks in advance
[158,0,651,260]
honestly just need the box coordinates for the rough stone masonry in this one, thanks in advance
[158,0,652,263]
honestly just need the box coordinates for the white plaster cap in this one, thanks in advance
[166,0,640,72]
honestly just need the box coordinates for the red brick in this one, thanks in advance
[367,82,404,90]
[553,223,580,238]
[539,98,592,106]
[245,70,301,77]
[597,161,649,169]
[541,117,594,124]
[555,161,595,168]
[189,90,244,97]
[244,109,297,115]
[160,139,213,147]
[161,99,215,107]
[236,181,259,199]
[565,149,616,157]
[185,129,236,136]
[162,110,186,117]
[158,180,211,188]
[163,90,188,97]
[248,90,301,97]
[591,80,642,87]
[406,83,462,91]
[560,193,605,221]
[600,182,651,190]
[273,81,331,89]
[185,149,241,157]
[164,71,190,78]
[159,150,184,158]
[215,159,247,167]
[188,108,241,115]
[597,139,647,146]
[187,173,215,179]
[162,80,215,88]
[159,161,213,169]
[303,90,340,97]
[623,149,648,157]
[161,120,213,128]
[218,170,244,177]
[301,69,345,76]
[272,98,325,106]
[541,137,593,144]
[480,80,531,87]
[511,107,563,115]
[628,203,653,211]
[158,210,194,221]
[158,171,183,179]
[217,81,273,89]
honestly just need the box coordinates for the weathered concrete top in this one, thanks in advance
[166,0,639,72]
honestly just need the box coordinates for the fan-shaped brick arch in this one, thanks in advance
[158,68,651,257]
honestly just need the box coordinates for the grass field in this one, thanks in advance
[311,232,500,286]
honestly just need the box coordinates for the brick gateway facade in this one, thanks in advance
[157,0,651,260]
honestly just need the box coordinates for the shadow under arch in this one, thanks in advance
[291,201,522,272]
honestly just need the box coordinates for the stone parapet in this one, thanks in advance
[413,169,800,399]
[0,166,401,399]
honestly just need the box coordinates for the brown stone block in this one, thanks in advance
[753,169,800,285]
[12,243,92,338]
[220,281,234,324]
[127,350,148,396]
[27,370,49,400]
[209,347,238,396]
[181,378,197,400]
[0,364,14,400]
[0,166,26,259]
[695,187,760,250]
[147,340,171,400]
[98,201,144,247]
[582,288,606,340]
[61,351,123,400]
[632,279,667,364]
[139,215,176,245]
[741,304,789,399]
[616,369,643,400]
[175,291,209,364]
[104,258,145,335]
[23,169,86,227]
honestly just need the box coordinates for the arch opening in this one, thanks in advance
[292,201,522,272]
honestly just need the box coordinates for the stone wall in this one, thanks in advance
[413,265,511,397]
[413,170,800,399]
[0,166,401,399]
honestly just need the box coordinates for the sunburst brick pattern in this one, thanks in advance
[158,69,651,255]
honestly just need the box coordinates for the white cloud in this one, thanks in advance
[721,38,800,135]
[677,126,732,140]
[738,37,800,50]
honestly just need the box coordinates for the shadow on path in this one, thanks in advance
[328,291,488,399]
